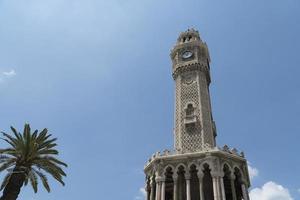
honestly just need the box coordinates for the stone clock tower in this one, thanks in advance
[171,29,216,152]
[144,29,251,200]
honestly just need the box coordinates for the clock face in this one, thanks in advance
[182,51,193,59]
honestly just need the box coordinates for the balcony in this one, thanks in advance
[184,114,197,126]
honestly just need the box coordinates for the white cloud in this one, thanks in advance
[248,164,259,180]
[0,69,16,83]
[2,69,16,77]
[134,187,146,200]
[250,181,294,200]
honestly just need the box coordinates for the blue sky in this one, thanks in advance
[0,0,299,199]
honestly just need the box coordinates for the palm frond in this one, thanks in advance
[10,126,21,141]
[0,173,12,191]
[0,156,16,165]
[1,132,18,148]
[33,169,51,192]
[34,159,66,177]
[36,129,48,144]
[34,163,65,186]
[0,159,16,172]
[38,149,59,155]
[38,138,57,150]
[28,171,38,193]
[42,156,68,167]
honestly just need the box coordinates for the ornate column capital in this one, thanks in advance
[197,171,204,179]
[210,171,222,178]
[230,173,236,180]
[173,174,178,181]
[185,173,191,180]
[155,176,164,183]
[219,171,225,177]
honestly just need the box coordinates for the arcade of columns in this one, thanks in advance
[144,153,250,200]
[144,29,250,200]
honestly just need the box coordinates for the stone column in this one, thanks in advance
[155,177,161,200]
[220,173,226,200]
[230,174,237,200]
[211,173,218,200]
[161,178,166,200]
[145,183,150,200]
[185,174,191,200]
[197,172,204,200]
[211,172,225,200]
[241,183,249,200]
[150,177,156,200]
[173,174,178,200]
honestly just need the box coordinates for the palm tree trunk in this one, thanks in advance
[0,167,26,200]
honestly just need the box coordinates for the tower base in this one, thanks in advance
[144,147,250,200]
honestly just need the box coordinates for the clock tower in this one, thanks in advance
[170,29,216,152]
[144,29,251,200]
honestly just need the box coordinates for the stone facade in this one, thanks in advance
[144,29,250,200]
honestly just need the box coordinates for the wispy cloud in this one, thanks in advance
[134,187,146,200]
[0,69,16,83]
[248,163,259,180]
[2,69,16,77]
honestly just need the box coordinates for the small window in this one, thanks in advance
[186,104,194,116]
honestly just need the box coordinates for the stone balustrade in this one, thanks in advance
[145,145,245,167]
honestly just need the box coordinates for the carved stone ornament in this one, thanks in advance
[182,72,196,85]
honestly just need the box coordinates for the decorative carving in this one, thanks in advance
[223,145,230,152]
[172,62,209,80]
[231,148,238,155]
[182,72,196,85]
[241,151,245,157]
[203,143,212,151]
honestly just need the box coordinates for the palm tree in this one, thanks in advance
[0,124,67,200]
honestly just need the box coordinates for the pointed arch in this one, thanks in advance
[202,163,214,200]
[199,161,213,171]
[221,161,233,172]
[164,166,174,200]
[189,164,200,200]
[163,165,175,176]
[176,165,187,200]
[223,164,233,200]
[234,167,243,200]
[175,163,188,173]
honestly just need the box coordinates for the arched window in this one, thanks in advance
[177,166,187,200]
[189,164,200,200]
[223,165,233,200]
[164,167,174,200]
[186,104,195,117]
[234,168,243,200]
[203,164,214,200]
